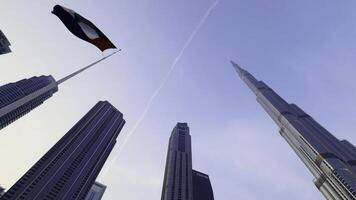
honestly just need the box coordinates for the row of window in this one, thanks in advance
[1,101,110,199]
[0,91,53,129]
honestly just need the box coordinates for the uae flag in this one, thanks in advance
[52,5,117,51]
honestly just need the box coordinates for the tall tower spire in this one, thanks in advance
[231,61,356,200]
[230,60,244,76]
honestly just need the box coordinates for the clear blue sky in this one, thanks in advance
[1,0,356,199]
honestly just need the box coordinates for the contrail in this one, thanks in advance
[98,1,219,180]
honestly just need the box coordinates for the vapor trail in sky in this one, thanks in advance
[98,1,219,180]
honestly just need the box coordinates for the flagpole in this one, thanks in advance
[57,50,120,85]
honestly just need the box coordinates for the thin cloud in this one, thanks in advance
[98,1,220,180]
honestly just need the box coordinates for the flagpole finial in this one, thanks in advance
[57,51,118,85]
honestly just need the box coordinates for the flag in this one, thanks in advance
[52,5,117,51]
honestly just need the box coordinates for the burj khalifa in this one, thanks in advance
[232,61,356,200]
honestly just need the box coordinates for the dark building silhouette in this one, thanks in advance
[0,52,116,131]
[192,170,214,200]
[161,123,193,200]
[232,61,356,200]
[0,76,58,129]
[0,186,4,197]
[161,123,214,200]
[0,101,125,200]
[0,30,11,55]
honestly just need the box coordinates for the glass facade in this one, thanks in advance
[161,123,193,200]
[232,61,356,199]
[192,170,214,200]
[0,101,125,200]
[0,75,58,129]
[161,123,214,200]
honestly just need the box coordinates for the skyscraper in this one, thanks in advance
[0,76,58,129]
[0,101,125,200]
[84,182,107,200]
[232,61,356,200]
[0,51,117,130]
[192,170,214,200]
[161,123,193,200]
[0,30,11,55]
[161,123,214,200]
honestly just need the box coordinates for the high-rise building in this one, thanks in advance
[192,170,214,200]
[232,61,356,200]
[0,51,116,130]
[0,30,11,55]
[161,123,193,200]
[85,182,107,200]
[0,76,58,129]
[161,123,214,200]
[0,101,125,200]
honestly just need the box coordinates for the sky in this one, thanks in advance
[1,0,356,199]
